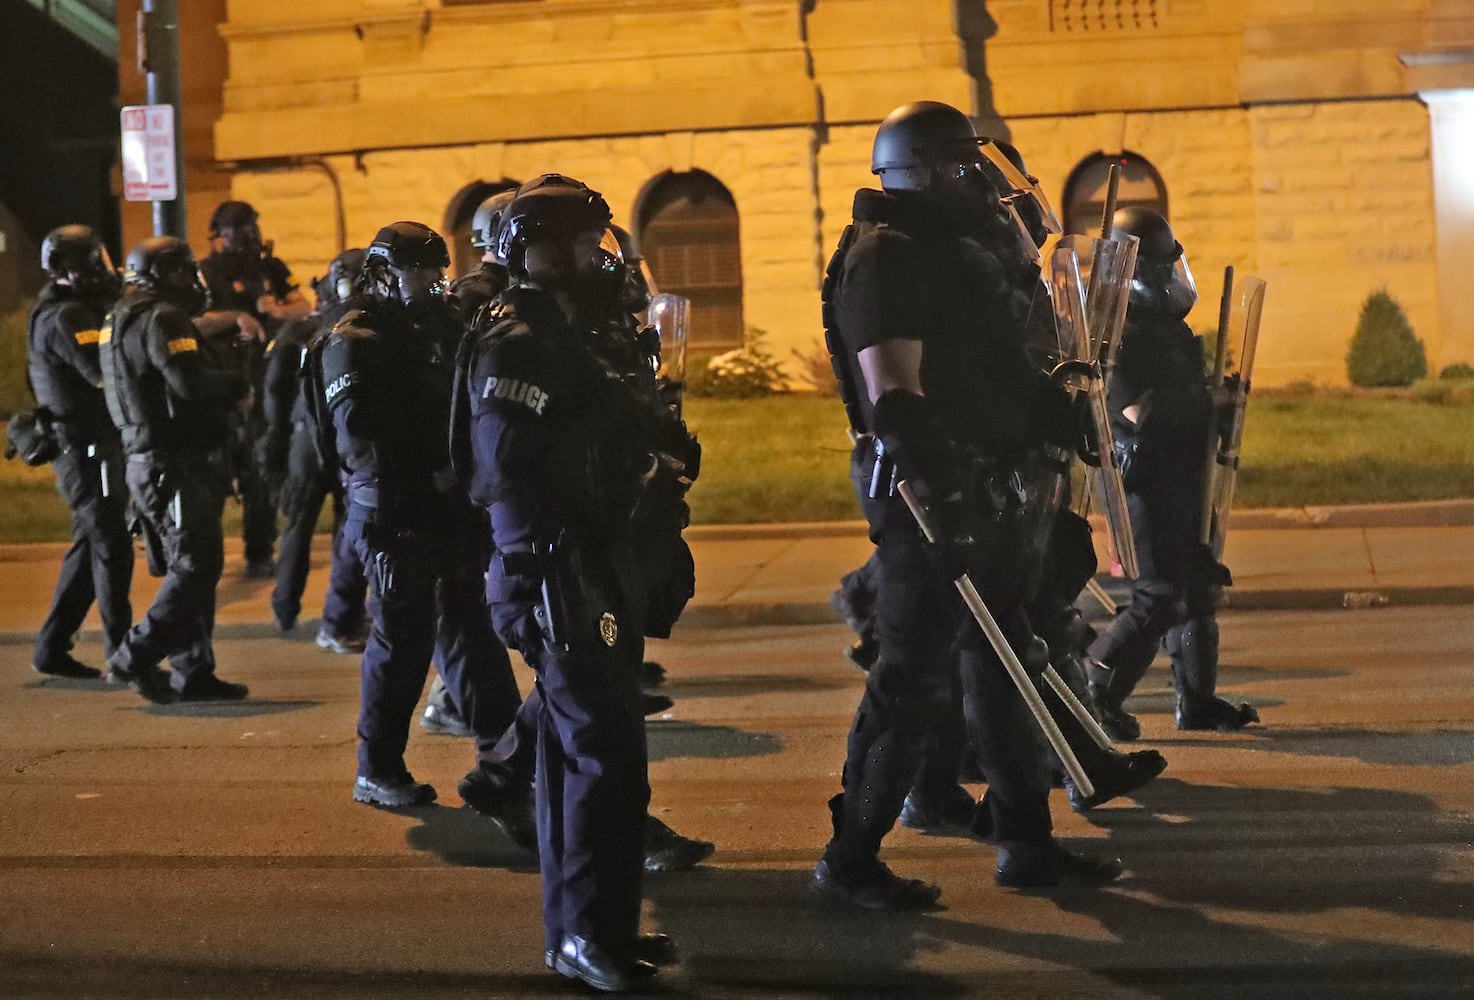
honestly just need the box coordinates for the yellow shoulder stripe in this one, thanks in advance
[74,328,102,346]
[98,326,112,345]
[166,337,199,355]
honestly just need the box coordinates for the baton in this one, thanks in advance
[897,481,1094,799]
[1084,577,1117,616]
[1041,668,1113,750]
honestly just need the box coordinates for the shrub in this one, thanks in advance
[1346,288,1427,387]
[789,339,840,397]
[1438,362,1474,381]
[0,303,34,419]
[686,327,785,399]
[1196,327,1234,374]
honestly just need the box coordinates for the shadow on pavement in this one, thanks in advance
[1091,778,1474,922]
[138,699,322,719]
[646,866,968,999]
[0,951,561,1000]
[401,802,540,872]
[660,674,849,699]
[932,887,1474,1000]
[647,720,783,762]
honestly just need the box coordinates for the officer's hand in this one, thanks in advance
[236,311,266,342]
[1213,375,1241,435]
[927,493,982,579]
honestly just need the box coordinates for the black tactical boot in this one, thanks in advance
[1176,696,1259,732]
[996,839,1123,889]
[1064,748,1168,811]
[898,784,978,832]
[811,856,942,911]
[1087,658,1142,742]
[1168,617,1257,730]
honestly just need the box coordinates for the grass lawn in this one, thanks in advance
[1,393,1471,540]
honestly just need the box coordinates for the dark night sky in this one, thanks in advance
[0,0,120,258]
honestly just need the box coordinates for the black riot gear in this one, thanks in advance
[870,101,980,175]
[125,237,207,316]
[209,200,263,256]
[610,224,654,315]
[1110,207,1198,319]
[494,174,615,283]
[470,190,517,257]
[41,225,120,301]
[314,248,367,310]
[363,222,450,305]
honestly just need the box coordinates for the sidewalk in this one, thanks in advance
[1,500,1472,642]
[677,499,1474,626]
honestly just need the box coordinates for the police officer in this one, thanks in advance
[101,237,258,703]
[26,226,134,679]
[460,174,677,991]
[264,248,368,649]
[200,200,312,578]
[816,101,1124,908]
[1086,208,1259,736]
[318,221,523,808]
[450,190,514,320]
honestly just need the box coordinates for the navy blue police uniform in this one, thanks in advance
[464,284,654,962]
[28,281,134,673]
[320,291,522,799]
[263,303,367,641]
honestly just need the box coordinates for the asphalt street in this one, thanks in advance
[2,606,1473,999]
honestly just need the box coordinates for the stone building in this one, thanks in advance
[123,0,1474,386]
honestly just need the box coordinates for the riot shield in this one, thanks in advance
[648,292,690,417]
[1205,276,1266,560]
[1049,234,1141,579]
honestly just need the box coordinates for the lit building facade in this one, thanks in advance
[127,0,1474,385]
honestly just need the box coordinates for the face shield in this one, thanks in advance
[73,246,122,300]
[221,221,263,257]
[1131,241,1198,319]
[391,263,448,305]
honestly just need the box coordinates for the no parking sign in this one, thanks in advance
[120,104,177,202]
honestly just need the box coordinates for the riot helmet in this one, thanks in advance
[495,174,619,291]
[1109,207,1198,319]
[124,236,207,315]
[609,223,655,314]
[40,224,120,300]
[209,200,263,256]
[363,222,450,305]
[871,101,1021,241]
[313,247,367,308]
[470,190,517,263]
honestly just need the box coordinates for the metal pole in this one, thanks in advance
[142,0,187,238]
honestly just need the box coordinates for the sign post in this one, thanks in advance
[136,0,186,238]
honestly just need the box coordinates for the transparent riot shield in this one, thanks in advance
[980,141,1063,237]
[1205,276,1266,560]
[648,292,690,417]
[1050,234,1140,579]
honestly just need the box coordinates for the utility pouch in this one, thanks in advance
[5,408,62,467]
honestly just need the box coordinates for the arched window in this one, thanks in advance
[444,179,519,279]
[636,170,744,350]
[1061,152,1168,235]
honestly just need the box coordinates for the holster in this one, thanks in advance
[496,540,624,653]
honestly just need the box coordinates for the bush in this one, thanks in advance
[1346,288,1427,387]
[0,303,35,419]
[1412,378,1474,406]
[1197,327,1234,374]
[686,327,785,399]
[1438,362,1474,381]
[789,339,840,397]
